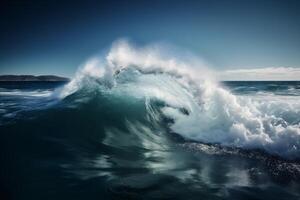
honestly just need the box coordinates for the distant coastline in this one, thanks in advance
[0,75,70,82]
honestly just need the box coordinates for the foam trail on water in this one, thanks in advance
[61,40,300,159]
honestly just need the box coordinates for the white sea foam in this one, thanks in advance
[61,40,300,159]
[0,89,53,97]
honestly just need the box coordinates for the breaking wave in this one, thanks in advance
[60,40,300,159]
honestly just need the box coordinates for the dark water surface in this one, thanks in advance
[0,81,300,200]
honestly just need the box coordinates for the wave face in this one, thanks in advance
[60,40,300,159]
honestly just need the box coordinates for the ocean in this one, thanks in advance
[0,78,300,200]
[0,41,300,200]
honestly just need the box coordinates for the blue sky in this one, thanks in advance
[0,0,300,79]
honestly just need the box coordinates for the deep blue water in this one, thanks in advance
[0,81,300,200]
[223,81,300,96]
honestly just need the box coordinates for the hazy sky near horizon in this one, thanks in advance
[1,0,300,79]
